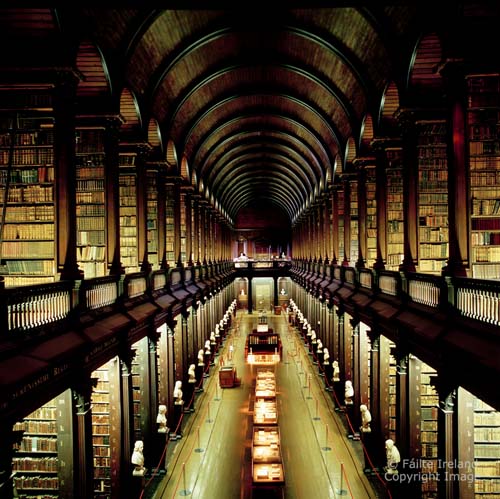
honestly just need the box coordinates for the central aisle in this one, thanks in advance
[153,311,379,499]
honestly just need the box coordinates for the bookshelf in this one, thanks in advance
[165,183,175,267]
[0,110,56,287]
[473,397,500,497]
[389,349,397,441]
[365,165,377,268]
[146,169,159,269]
[131,337,149,442]
[119,152,138,273]
[180,190,187,265]
[12,391,72,499]
[350,178,359,264]
[420,362,439,498]
[467,74,500,280]
[91,361,115,498]
[75,127,106,278]
[416,121,449,274]
[385,148,404,270]
[337,187,345,263]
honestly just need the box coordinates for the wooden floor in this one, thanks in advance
[148,311,382,499]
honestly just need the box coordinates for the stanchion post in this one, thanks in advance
[179,461,192,496]
[322,423,331,451]
[335,462,347,495]
[313,398,320,421]
[195,426,204,453]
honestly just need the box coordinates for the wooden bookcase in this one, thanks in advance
[385,148,404,270]
[420,362,439,498]
[146,169,159,269]
[365,164,377,268]
[165,183,175,267]
[350,178,359,264]
[75,127,106,278]
[388,349,397,441]
[119,152,138,273]
[473,397,500,497]
[416,121,449,274]
[337,187,345,262]
[91,359,120,498]
[467,74,500,280]
[0,106,56,287]
[180,190,187,265]
[12,390,72,498]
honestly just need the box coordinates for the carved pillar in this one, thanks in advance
[104,117,125,275]
[396,110,419,272]
[342,176,351,266]
[331,187,340,264]
[136,146,153,273]
[436,383,459,499]
[192,195,201,265]
[173,177,182,267]
[184,188,194,266]
[396,353,409,459]
[248,277,254,314]
[440,61,469,276]
[120,353,134,491]
[72,382,94,499]
[53,72,82,280]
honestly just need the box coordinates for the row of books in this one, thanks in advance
[472,247,500,262]
[1,241,53,258]
[419,244,449,259]
[472,218,500,230]
[77,217,105,230]
[77,232,105,246]
[0,148,53,165]
[3,224,54,240]
[3,260,54,275]
[3,185,53,203]
[472,199,500,216]
[77,246,105,261]
[472,232,500,246]
[470,171,500,186]
[0,130,54,146]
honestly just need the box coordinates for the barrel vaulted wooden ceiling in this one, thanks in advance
[0,4,497,227]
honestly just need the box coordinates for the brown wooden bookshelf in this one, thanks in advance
[0,105,56,287]
[474,397,500,497]
[416,121,449,274]
[385,148,404,270]
[467,74,500,281]
[12,390,73,499]
[146,169,159,269]
[76,127,107,278]
[119,152,139,273]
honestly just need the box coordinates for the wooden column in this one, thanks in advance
[119,354,133,497]
[396,353,409,460]
[354,159,368,268]
[136,146,152,272]
[54,73,82,280]
[104,117,125,276]
[396,110,419,272]
[173,177,182,268]
[436,382,459,499]
[343,176,351,265]
[155,164,167,269]
[331,187,340,264]
[351,320,361,434]
[441,61,469,276]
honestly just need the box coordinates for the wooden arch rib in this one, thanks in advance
[169,67,344,154]
[211,159,309,208]
[147,118,162,150]
[75,40,111,98]
[203,136,318,193]
[119,87,141,134]
[224,182,299,221]
[165,139,178,171]
[345,137,357,168]
[180,155,189,181]
[359,113,374,151]
[379,80,400,125]
[188,98,335,178]
[198,129,323,185]
[146,23,370,118]
[409,33,443,90]
[191,111,329,184]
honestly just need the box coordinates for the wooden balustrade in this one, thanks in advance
[81,276,119,311]
[378,272,398,296]
[5,281,73,334]
[125,273,147,299]
[407,275,441,307]
[454,277,500,326]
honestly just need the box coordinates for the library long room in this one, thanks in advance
[0,5,500,499]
